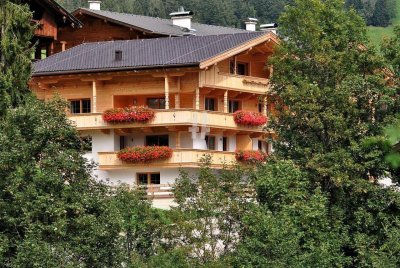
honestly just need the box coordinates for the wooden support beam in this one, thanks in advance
[92,80,97,113]
[195,87,200,110]
[263,95,268,116]
[165,76,170,109]
[224,90,228,113]
[175,77,181,109]
[176,131,181,149]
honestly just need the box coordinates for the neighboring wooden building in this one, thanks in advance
[30,32,278,208]
[56,3,249,52]
[25,0,81,60]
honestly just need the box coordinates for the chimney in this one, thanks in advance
[170,6,193,29]
[115,50,122,61]
[260,23,278,34]
[88,1,101,10]
[245,18,258,32]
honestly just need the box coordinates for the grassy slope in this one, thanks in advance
[367,0,400,46]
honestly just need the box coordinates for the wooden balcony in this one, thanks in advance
[68,109,266,132]
[98,149,237,170]
[199,66,270,93]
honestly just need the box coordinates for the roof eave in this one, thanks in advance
[43,0,83,27]
[199,32,280,69]
[32,63,200,77]
[72,8,183,36]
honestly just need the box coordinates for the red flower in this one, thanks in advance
[103,106,155,123]
[233,111,267,127]
[235,150,268,164]
[117,146,173,163]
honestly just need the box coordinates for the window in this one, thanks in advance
[146,135,169,146]
[229,60,249,76]
[120,136,126,150]
[137,173,161,185]
[70,99,91,114]
[147,97,166,109]
[223,137,228,151]
[150,173,161,185]
[229,100,240,113]
[237,63,248,76]
[205,136,216,150]
[137,174,148,185]
[258,140,263,151]
[205,98,216,111]
[258,102,263,113]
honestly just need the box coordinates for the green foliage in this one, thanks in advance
[0,97,164,266]
[234,160,347,267]
[0,1,34,114]
[231,0,400,266]
[164,155,253,265]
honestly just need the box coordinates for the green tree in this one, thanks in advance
[0,1,34,114]
[371,0,391,27]
[164,156,253,265]
[235,0,400,266]
[234,160,347,267]
[0,97,167,266]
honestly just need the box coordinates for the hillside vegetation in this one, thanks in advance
[57,0,394,29]
[367,0,400,46]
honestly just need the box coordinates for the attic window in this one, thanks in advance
[115,50,122,61]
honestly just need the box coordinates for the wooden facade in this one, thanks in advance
[56,12,161,52]
[27,0,81,60]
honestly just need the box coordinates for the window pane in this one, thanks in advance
[229,101,240,113]
[158,135,169,146]
[70,100,80,114]
[258,140,263,151]
[159,98,166,109]
[205,98,215,111]
[147,98,165,109]
[206,136,215,150]
[146,135,169,146]
[237,63,248,75]
[82,99,91,113]
[147,98,159,109]
[150,173,160,185]
[146,135,159,146]
[258,102,263,113]
[223,137,228,151]
[120,136,126,150]
[137,174,148,185]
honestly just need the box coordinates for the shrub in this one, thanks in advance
[103,106,155,123]
[117,146,173,163]
[235,150,268,164]
[233,111,267,126]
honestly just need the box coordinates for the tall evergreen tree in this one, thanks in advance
[0,1,34,114]
[371,0,391,27]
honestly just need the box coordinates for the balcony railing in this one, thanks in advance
[199,66,270,93]
[98,149,237,170]
[68,109,266,132]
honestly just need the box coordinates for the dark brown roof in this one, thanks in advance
[73,8,247,36]
[33,32,269,76]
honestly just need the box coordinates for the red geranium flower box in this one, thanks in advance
[233,110,267,127]
[103,106,155,123]
[117,146,173,163]
[235,150,268,164]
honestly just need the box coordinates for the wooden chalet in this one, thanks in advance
[24,0,82,60]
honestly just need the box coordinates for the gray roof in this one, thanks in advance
[33,32,267,76]
[74,8,248,36]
